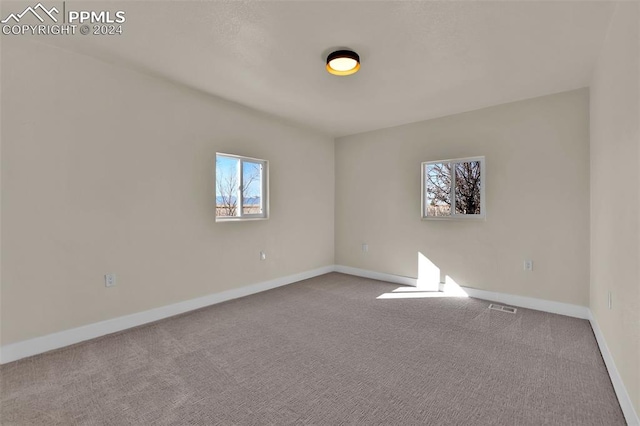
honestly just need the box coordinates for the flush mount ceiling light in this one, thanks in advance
[326,50,360,76]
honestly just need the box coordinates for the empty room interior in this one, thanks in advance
[1,1,639,425]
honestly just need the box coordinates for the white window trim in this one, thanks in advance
[421,156,486,220]
[216,152,269,222]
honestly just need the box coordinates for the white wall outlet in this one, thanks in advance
[608,291,612,309]
[362,243,369,253]
[260,251,266,261]
[523,260,533,271]
[105,274,116,288]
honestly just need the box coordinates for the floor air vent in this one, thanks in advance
[488,304,517,314]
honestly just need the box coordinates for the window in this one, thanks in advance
[422,156,485,219]
[216,153,268,221]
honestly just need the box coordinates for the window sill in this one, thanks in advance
[215,217,269,223]
[421,215,486,221]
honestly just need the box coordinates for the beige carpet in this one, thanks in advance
[1,272,625,425]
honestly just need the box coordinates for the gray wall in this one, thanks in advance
[590,2,640,415]
[335,89,590,306]
[1,39,335,344]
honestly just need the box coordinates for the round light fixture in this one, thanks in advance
[326,50,360,76]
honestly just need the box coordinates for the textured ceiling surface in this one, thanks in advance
[25,1,615,136]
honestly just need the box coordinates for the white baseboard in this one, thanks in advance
[0,265,334,364]
[589,311,640,426]
[2,264,637,425]
[334,265,418,287]
[336,265,637,423]
[336,265,588,319]
[458,286,591,319]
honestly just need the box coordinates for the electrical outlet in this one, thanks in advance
[523,260,533,271]
[362,244,369,253]
[260,251,266,261]
[105,273,116,288]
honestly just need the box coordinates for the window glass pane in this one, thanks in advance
[216,155,240,217]
[425,162,451,216]
[454,161,482,215]
[242,161,263,215]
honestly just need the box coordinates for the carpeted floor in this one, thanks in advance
[1,272,625,425]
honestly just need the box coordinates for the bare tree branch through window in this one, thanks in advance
[216,154,267,220]
[423,158,484,218]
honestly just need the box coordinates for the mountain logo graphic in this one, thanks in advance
[1,3,59,24]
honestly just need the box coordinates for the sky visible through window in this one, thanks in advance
[424,159,482,217]
[216,155,262,217]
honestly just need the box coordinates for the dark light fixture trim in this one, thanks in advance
[326,50,360,76]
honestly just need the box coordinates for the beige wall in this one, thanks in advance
[590,3,640,415]
[336,89,590,306]
[0,39,335,345]
[1,18,637,419]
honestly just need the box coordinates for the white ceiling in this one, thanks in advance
[36,1,615,137]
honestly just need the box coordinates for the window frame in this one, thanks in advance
[215,152,269,222]
[421,156,486,220]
